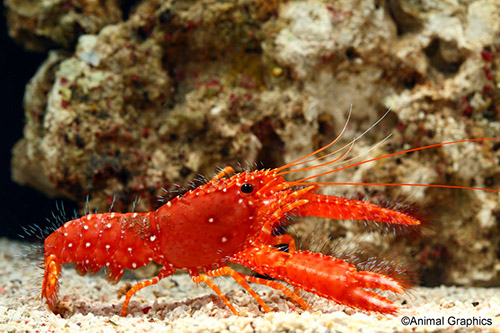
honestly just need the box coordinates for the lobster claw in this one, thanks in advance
[231,247,407,314]
[296,194,420,226]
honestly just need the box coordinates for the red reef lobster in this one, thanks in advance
[41,123,500,316]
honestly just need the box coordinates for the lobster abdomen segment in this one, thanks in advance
[42,212,158,311]
[48,213,157,273]
[297,194,420,226]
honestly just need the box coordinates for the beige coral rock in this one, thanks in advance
[5,0,122,51]
[10,0,500,288]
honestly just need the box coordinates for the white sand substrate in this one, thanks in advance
[0,238,499,332]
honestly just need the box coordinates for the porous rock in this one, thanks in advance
[11,0,500,286]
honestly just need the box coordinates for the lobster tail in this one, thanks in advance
[41,254,62,311]
[41,212,159,312]
[41,224,66,310]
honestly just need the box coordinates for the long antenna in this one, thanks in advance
[275,105,353,173]
[288,137,500,193]
[277,107,392,174]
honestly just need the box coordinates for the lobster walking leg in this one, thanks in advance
[243,275,309,310]
[191,273,240,315]
[195,267,273,313]
[269,234,297,254]
[121,267,175,316]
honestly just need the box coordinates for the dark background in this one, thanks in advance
[0,5,77,240]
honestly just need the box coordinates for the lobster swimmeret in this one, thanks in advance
[42,135,500,316]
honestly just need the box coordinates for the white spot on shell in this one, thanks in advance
[208,218,214,223]
[85,242,91,248]
[85,260,89,264]
[221,237,227,243]
[64,233,68,236]
[150,235,156,241]
[68,243,73,248]
[83,225,89,230]
[111,213,115,218]
[167,201,172,207]
[133,213,137,218]
[105,245,110,250]
[106,262,110,267]
[132,263,137,268]
[238,199,243,204]
[128,247,132,253]
[106,223,112,228]
[223,188,227,192]
[87,215,91,220]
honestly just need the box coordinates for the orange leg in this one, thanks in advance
[209,267,273,312]
[193,266,275,314]
[269,234,297,254]
[259,199,309,245]
[121,267,174,316]
[243,275,309,310]
[191,271,241,315]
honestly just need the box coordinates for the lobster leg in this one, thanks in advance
[121,266,175,316]
[258,198,309,245]
[297,194,421,226]
[242,275,309,310]
[191,272,240,315]
[269,234,297,254]
[195,266,273,313]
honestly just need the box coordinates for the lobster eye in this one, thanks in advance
[240,183,254,194]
